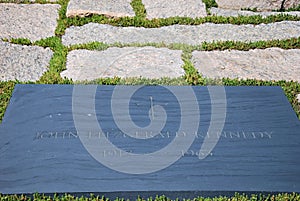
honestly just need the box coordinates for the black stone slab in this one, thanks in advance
[0,84,299,196]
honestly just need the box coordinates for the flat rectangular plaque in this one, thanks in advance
[0,84,300,196]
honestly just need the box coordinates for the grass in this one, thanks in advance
[61,13,300,31]
[200,37,300,51]
[241,8,259,12]
[0,81,16,122]
[202,0,218,9]
[66,36,300,52]
[130,0,146,19]
[1,193,300,201]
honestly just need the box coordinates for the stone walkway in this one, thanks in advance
[0,41,53,81]
[192,48,300,82]
[0,4,60,41]
[62,22,300,46]
[0,0,300,94]
[62,47,184,80]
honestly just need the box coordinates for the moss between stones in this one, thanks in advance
[1,192,300,201]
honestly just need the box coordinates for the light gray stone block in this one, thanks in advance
[0,0,57,2]
[297,94,300,103]
[283,0,300,10]
[0,4,60,41]
[210,7,300,17]
[61,47,184,81]
[0,41,53,82]
[142,0,207,19]
[62,21,300,46]
[66,0,134,17]
[192,48,300,82]
[215,0,300,11]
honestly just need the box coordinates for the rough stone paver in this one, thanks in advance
[210,7,300,17]
[0,4,60,41]
[142,0,207,19]
[0,41,53,82]
[62,21,300,46]
[66,0,134,17]
[215,0,300,11]
[61,47,184,81]
[2,0,57,2]
[192,48,300,82]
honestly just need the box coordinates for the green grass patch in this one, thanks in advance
[202,0,218,9]
[63,13,300,30]
[202,0,218,14]
[35,37,68,73]
[55,0,70,37]
[118,77,187,85]
[0,81,15,123]
[200,37,300,51]
[66,36,300,53]
[241,7,259,12]
[131,0,146,19]
[68,42,193,51]
[34,37,69,84]
[1,192,300,201]
[77,77,188,86]
[9,38,32,46]
[68,42,110,51]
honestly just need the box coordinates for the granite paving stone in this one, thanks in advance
[66,0,134,17]
[0,41,53,82]
[1,0,57,2]
[210,7,300,17]
[142,0,207,19]
[215,0,300,11]
[62,21,300,46]
[0,4,60,41]
[61,47,184,81]
[192,48,300,82]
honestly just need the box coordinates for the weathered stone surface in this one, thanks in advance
[142,0,207,19]
[0,41,53,82]
[66,0,134,17]
[0,0,57,2]
[0,4,60,41]
[62,21,300,46]
[210,7,300,17]
[192,48,300,82]
[215,0,300,11]
[61,47,184,81]
[283,0,300,9]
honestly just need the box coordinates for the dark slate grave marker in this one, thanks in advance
[0,84,300,197]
